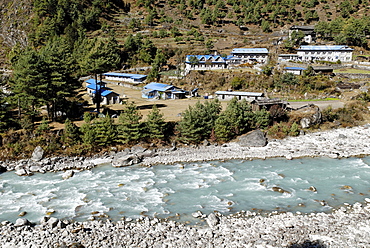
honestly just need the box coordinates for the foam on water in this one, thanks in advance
[1,156,370,223]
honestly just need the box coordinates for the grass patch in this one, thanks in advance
[334,68,370,74]
[288,98,340,102]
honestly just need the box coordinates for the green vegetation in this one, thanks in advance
[1,0,370,160]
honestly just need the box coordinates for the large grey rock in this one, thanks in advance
[206,213,220,228]
[14,218,30,227]
[31,146,44,162]
[112,154,142,167]
[237,130,267,147]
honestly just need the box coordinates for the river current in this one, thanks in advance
[1,156,370,224]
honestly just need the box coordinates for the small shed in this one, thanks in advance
[283,67,306,75]
[142,82,186,99]
[312,66,334,75]
[251,98,288,111]
[215,91,265,101]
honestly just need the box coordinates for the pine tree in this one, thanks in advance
[177,99,221,143]
[144,104,165,141]
[10,48,49,121]
[93,116,116,146]
[62,118,81,146]
[214,98,254,141]
[80,112,96,146]
[117,102,143,144]
[40,36,80,121]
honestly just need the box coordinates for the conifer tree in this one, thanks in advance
[117,102,143,144]
[144,104,165,141]
[80,112,96,146]
[94,116,116,146]
[214,98,254,141]
[62,118,81,146]
[10,49,49,121]
[177,99,221,143]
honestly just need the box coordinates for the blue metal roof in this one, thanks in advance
[86,83,103,90]
[144,82,174,91]
[85,79,102,84]
[186,55,227,63]
[92,89,118,96]
[284,67,306,70]
[103,72,147,80]
[231,48,269,54]
[297,45,353,51]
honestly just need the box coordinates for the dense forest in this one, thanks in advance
[0,0,370,159]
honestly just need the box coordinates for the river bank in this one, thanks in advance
[1,124,370,175]
[1,200,370,247]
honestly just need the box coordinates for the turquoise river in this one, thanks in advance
[1,156,370,224]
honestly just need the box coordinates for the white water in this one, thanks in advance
[1,157,370,224]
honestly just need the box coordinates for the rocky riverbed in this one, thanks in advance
[1,125,370,247]
[1,200,370,247]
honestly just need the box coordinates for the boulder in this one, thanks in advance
[206,213,220,228]
[47,217,59,228]
[14,218,30,227]
[112,154,142,167]
[298,104,322,129]
[31,146,44,162]
[62,170,74,180]
[237,130,267,147]
[15,169,28,176]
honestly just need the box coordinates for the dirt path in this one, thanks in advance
[287,100,344,110]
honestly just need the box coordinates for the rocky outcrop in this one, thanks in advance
[237,129,267,147]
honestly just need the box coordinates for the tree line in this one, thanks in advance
[0,99,276,159]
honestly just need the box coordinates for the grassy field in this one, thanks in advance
[334,68,370,74]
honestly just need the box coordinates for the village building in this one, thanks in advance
[289,25,316,44]
[85,79,120,105]
[278,54,302,62]
[230,48,269,64]
[283,67,306,75]
[296,45,353,62]
[185,55,227,72]
[142,82,186,99]
[214,91,265,101]
[103,72,147,84]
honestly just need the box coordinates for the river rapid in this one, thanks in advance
[1,156,370,225]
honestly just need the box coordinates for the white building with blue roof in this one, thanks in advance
[85,79,120,105]
[230,48,269,64]
[297,45,353,62]
[185,55,227,73]
[103,72,147,84]
[142,82,186,99]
